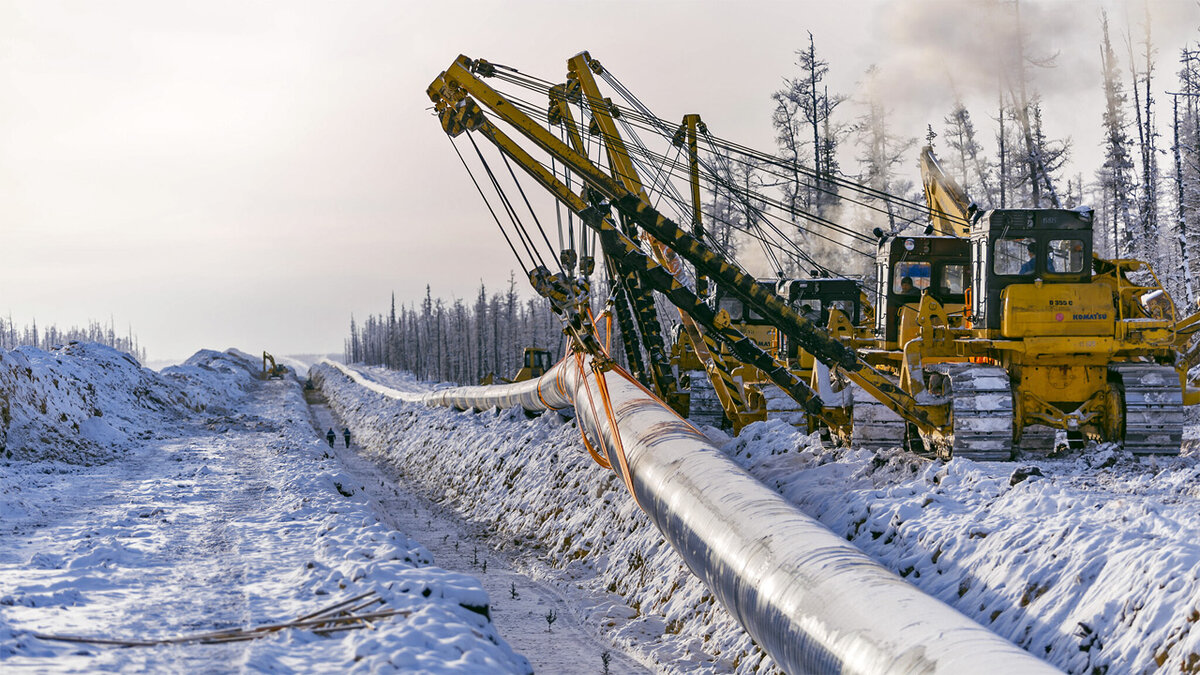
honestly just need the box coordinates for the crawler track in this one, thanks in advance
[683,370,726,428]
[942,364,1015,461]
[1111,363,1184,455]
[851,384,907,450]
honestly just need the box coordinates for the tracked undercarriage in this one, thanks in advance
[1110,363,1184,455]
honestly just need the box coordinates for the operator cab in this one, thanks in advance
[875,236,971,346]
[714,280,782,353]
[970,208,1093,332]
[776,277,863,360]
[514,347,552,381]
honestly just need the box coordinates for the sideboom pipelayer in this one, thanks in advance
[427,52,1200,460]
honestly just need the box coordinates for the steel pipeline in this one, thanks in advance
[330,358,1057,674]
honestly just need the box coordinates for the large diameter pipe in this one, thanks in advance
[330,359,1055,674]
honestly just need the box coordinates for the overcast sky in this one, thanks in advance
[2,0,1196,361]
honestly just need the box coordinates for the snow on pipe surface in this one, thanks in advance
[332,358,1057,674]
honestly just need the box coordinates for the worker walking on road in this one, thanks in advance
[326,428,336,448]
[343,428,351,448]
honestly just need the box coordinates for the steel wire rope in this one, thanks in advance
[611,124,874,269]
[598,72,959,227]
[552,155,565,253]
[534,92,821,271]
[481,79,864,280]
[696,131,880,247]
[471,104,611,274]
[576,110,828,274]
[448,136,530,275]
[498,64,967,233]
[596,68,831,209]
[617,115,689,222]
[485,89,794,273]
[587,75,958,234]
[700,133,827,275]
[465,133,549,272]
[497,148,569,278]
[493,83,602,263]
[470,99,608,278]
[613,115,910,244]
[696,130,934,236]
[612,118,729,275]
[484,104,847,285]
[696,127,963,231]
[645,172,818,274]
[583,113,881,255]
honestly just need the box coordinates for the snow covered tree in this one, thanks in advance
[0,316,147,362]
[1171,46,1200,305]
[943,102,995,206]
[1128,12,1161,261]
[854,65,915,233]
[1097,11,1137,258]
[702,148,752,262]
[772,32,845,220]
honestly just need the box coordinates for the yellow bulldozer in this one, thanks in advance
[479,348,553,385]
[856,147,1196,457]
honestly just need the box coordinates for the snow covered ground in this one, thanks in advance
[308,400,651,675]
[315,360,1200,675]
[0,345,530,673]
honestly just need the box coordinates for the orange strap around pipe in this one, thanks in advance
[573,352,612,470]
[592,360,639,509]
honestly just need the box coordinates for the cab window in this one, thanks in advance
[796,300,821,318]
[893,262,930,294]
[829,299,855,322]
[939,264,967,295]
[994,237,1038,276]
[1048,239,1085,274]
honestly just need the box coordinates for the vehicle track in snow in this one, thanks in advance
[1,382,300,670]
[307,400,652,675]
[2,367,532,673]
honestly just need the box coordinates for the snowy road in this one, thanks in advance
[0,347,529,673]
[309,401,651,674]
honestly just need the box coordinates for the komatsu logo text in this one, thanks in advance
[1072,313,1107,320]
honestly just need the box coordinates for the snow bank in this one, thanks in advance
[725,419,1200,674]
[0,342,196,463]
[1,345,531,673]
[313,363,774,674]
[159,348,264,412]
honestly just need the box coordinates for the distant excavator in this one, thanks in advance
[262,351,287,379]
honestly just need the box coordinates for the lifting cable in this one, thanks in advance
[597,67,927,217]
[448,136,530,275]
[485,91,854,271]
[571,105,876,264]
[499,65,966,237]
[704,145,787,273]
[552,155,565,253]
[595,68,912,233]
[592,74,949,236]
[485,68,871,280]
[498,150,568,278]
[465,133,545,270]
